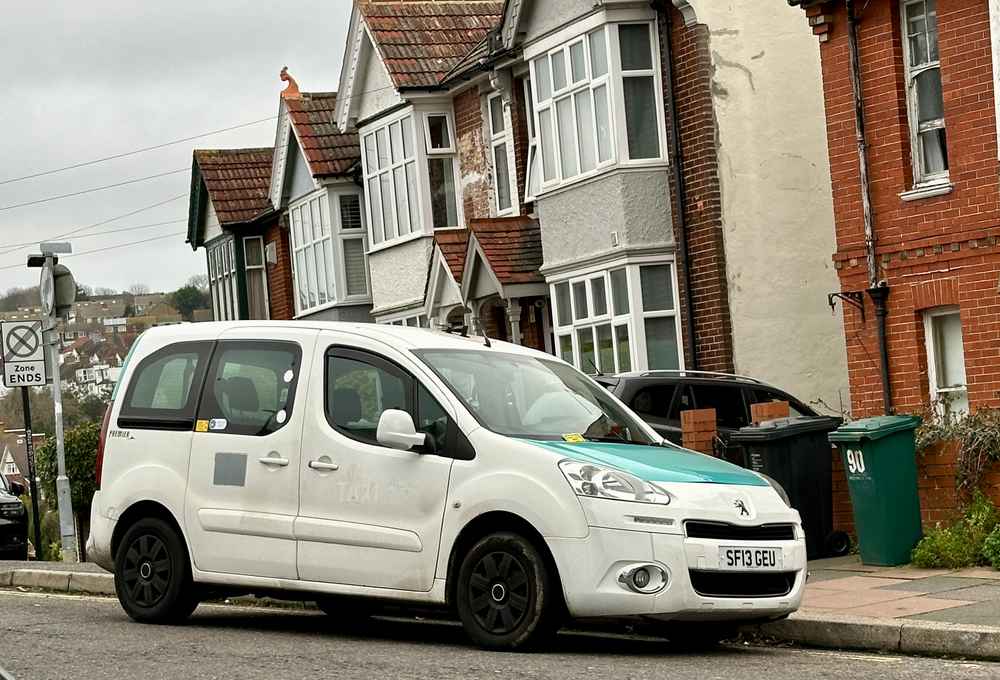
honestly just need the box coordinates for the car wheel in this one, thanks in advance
[660,622,735,650]
[455,532,561,651]
[114,517,198,624]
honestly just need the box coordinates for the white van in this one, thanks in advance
[88,322,805,650]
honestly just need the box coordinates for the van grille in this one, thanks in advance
[685,521,795,542]
[689,570,795,598]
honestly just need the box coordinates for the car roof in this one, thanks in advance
[613,370,766,385]
[135,321,554,360]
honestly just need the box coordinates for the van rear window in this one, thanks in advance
[118,341,213,429]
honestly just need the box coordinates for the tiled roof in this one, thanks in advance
[285,92,361,177]
[192,148,273,225]
[434,228,470,282]
[469,216,544,285]
[359,1,505,88]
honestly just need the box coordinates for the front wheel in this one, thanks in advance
[455,532,562,651]
[114,517,198,624]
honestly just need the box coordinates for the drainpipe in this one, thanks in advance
[662,4,699,370]
[846,0,893,413]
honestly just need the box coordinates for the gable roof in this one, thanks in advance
[433,228,470,282]
[468,216,543,285]
[359,1,505,88]
[285,92,361,177]
[192,148,274,226]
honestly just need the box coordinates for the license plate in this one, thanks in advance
[718,546,783,571]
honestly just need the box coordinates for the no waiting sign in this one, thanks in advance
[2,320,47,388]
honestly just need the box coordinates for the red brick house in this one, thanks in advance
[792,0,1000,420]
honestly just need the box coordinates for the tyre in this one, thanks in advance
[114,517,198,624]
[455,532,562,651]
[660,622,735,651]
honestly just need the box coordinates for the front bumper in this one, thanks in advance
[547,525,806,621]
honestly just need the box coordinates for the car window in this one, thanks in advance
[747,388,810,417]
[119,341,213,427]
[328,354,410,445]
[690,384,747,429]
[197,342,301,436]
[631,384,675,423]
[417,384,449,453]
[666,384,694,426]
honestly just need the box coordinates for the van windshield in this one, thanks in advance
[414,349,656,445]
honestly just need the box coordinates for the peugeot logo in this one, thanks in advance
[734,499,750,517]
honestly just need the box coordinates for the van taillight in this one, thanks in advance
[96,405,111,489]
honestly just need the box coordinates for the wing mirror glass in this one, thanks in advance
[377,409,427,452]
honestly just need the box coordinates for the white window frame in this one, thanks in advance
[901,0,949,188]
[207,238,238,321]
[528,19,666,195]
[242,235,270,321]
[361,111,421,249]
[549,256,683,374]
[488,93,518,216]
[422,110,463,230]
[336,192,371,300]
[377,311,429,328]
[522,77,541,203]
[923,306,969,417]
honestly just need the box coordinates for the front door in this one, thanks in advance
[296,331,455,591]
[184,327,317,579]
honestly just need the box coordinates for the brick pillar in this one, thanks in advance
[681,408,717,455]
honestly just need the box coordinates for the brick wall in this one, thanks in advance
[264,216,295,320]
[809,0,1000,417]
[663,8,736,373]
[454,87,491,222]
[511,76,532,215]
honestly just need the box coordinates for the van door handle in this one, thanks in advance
[308,457,339,472]
[259,456,290,467]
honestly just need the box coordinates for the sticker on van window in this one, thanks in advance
[562,433,586,443]
[209,418,228,431]
[283,369,294,383]
[275,409,287,424]
[195,420,209,433]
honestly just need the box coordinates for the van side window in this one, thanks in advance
[327,352,413,445]
[119,342,213,429]
[417,384,449,453]
[197,342,302,436]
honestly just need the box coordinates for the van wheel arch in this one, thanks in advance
[111,501,187,561]
[446,511,565,613]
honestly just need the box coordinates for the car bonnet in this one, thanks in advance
[526,440,768,486]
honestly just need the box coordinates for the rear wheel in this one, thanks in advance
[114,517,198,624]
[455,532,561,651]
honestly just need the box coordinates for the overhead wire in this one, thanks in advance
[0,168,188,212]
[1,218,187,250]
[0,231,188,272]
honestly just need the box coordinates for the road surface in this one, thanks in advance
[1,590,997,679]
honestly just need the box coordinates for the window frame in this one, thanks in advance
[421,110,463,230]
[522,77,541,204]
[923,305,969,417]
[487,93,518,216]
[900,0,949,188]
[195,340,302,437]
[242,235,270,321]
[207,238,238,321]
[361,111,421,248]
[549,257,683,374]
[118,341,215,430]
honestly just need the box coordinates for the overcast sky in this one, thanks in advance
[0,0,351,296]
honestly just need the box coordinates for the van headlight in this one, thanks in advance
[559,460,670,505]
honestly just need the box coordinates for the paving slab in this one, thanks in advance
[844,596,973,619]
[936,584,1000,602]
[906,600,1000,625]
[952,567,1000,580]
[879,576,994,595]
[809,556,886,573]
[874,566,956,580]
[804,569,847,583]
[802,588,914,611]
[808,575,906,591]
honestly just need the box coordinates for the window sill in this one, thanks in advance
[366,231,432,256]
[294,297,373,319]
[900,181,953,202]
[536,161,670,201]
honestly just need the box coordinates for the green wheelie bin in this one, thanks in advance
[828,415,923,566]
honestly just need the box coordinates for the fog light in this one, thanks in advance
[618,564,668,594]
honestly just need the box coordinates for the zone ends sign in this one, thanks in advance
[1,320,47,388]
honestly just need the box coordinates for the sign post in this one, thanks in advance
[19,389,44,561]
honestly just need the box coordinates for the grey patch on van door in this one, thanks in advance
[213,453,247,487]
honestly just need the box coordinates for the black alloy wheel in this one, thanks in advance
[468,551,531,635]
[114,517,198,624]
[121,534,172,608]
[456,532,562,650]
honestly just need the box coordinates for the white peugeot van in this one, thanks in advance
[88,322,805,650]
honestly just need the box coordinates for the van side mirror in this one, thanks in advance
[377,409,427,452]
[9,481,26,497]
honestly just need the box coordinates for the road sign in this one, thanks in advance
[1,320,47,388]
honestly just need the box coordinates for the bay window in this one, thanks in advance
[207,238,237,321]
[363,115,420,245]
[924,307,968,417]
[289,188,369,317]
[529,21,663,192]
[551,260,681,374]
[424,113,460,228]
[902,0,948,186]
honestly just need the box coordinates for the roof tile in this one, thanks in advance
[433,228,470,282]
[469,216,544,285]
[284,92,361,177]
[192,148,273,225]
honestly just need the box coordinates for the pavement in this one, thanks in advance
[2,590,998,680]
[3,556,1000,661]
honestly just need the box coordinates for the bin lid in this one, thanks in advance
[731,415,844,443]
[827,415,922,443]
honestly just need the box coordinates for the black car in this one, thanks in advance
[595,370,817,445]
[0,475,28,560]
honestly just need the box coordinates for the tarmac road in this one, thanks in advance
[1,590,998,680]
